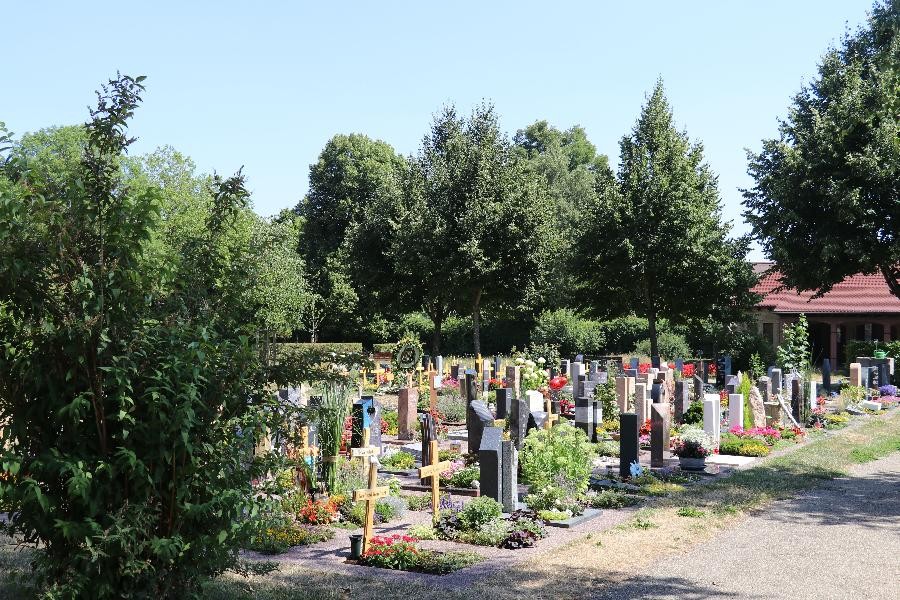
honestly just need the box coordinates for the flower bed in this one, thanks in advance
[358,534,483,574]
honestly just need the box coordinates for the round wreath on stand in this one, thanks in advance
[392,336,423,386]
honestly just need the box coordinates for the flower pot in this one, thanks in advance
[349,534,364,560]
[678,456,707,471]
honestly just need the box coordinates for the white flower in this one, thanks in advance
[525,359,536,368]
[537,357,546,365]
[515,357,525,365]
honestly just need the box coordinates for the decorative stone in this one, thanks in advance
[500,439,518,512]
[619,412,639,479]
[397,388,418,441]
[478,427,503,503]
[860,400,883,411]
[650,403,669,468]
[749,385,766,428]
[729,393,744,429]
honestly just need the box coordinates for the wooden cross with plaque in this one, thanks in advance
[417,440,451,523]
[352,457,389,554]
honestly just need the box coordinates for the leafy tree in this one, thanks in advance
[743,0,900,297]
[396,105,558,354]
[514,121,614,310]
[778,313,811,374]
[295,134,405,342]
[0,75,281,597]
[575,81,757,358]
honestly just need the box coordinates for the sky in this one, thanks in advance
[2,1,877,259]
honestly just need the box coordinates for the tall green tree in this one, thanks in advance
[514,121,614,311]
[743,0,900,297]
[295,133,405,342]
[0,76,283,597]
[575,81,756,358]
[396,105,558,354]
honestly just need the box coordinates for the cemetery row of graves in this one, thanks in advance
[247,345,899,576]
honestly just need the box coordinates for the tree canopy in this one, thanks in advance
[743,0,900,297]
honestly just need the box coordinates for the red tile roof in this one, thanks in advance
[752,264,900,314]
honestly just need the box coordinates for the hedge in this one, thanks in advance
[277,342,363,354]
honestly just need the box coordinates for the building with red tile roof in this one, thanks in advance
[752,262,900,366]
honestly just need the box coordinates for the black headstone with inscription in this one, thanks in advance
[619,413,640,479]
[479,427,504,503]
[495,387,512,420]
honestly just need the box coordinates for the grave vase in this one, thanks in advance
[678,456,706,471]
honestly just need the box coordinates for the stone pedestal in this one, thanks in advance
[619,413,640,478]
[729,393,744,430]
[650,403,669,468]
[397,388,418,441]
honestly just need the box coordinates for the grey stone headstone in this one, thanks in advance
[625,368,638,379]
[630,357,640,370]
[478,427,503,503]
[757,376,771,403]
[575,354,584,363]
[726,375,739,395]
[591,397,602,442]
[527,410,548,434]
[467,401,495,456]
[619,413,640,478]
[510,397,529,450]
[435,355,444,376]
[674,380,688,423]
[693,374,704,403]
[495,387,512,420]
[589,360,600,381]
[650,403,670,468]
[465,370,477,403]
[769,368,782,394]
[675,358,684,372]
[575,396,593,439]
[500,440,518,512]
[822,359,831,393]
[493,355,502,379]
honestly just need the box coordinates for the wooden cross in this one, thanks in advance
[350,426,378,464]
[298,425,319,460]
[352,457,389,554]
[417,440,451,522]
[544,396,559,430]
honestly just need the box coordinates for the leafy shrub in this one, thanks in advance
[438,449,462,462]
[297,498,338,525]
[672,426,714,458]
[359,535,421,571]
[583,489,639,509]
[824,413,850,429]
[594,379,620,422]
[593,440,620,457]
[537,510,571,522]
[405,494,433,511]
[436,392,467,422]
[374,496,407,523]
[500,510,547,549]
[459,517,510,546]
[407,523,438,540]
[381,450,415,470]
[277,342,363,355]
[531,309,604,355]
[683,399,704,425]
[633,331,690,360]
[381,410,400,436]
[441,462,480,488]
[597,316,649,353]
[523,483,583,515]
[719,434,771,457]
[246,522,335,555]
[458,496,503,531]
[520,423,593,493]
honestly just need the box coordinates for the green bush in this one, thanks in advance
[583,489,640,509]
[436,392,467,422]
[458,496,503,531]
[520,423,593,493]
[405,494,433,511]
[381,450,415,470]
[719,434,771,457]
[278,342,364,355]
[682,399,705,425]
[458,517,511,546]
[633,331,690,360]
[380,410,400,436]
[597,316,649,353]
[531,309,604,356]
[537,510,571,522]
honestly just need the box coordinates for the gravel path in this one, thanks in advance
[597,451,900,600]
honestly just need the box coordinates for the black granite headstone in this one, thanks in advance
[451,365,460,380]
[651,355,661,369]
[467,401,495,456]
[724,355,733,376]
[822,358,832,393]
[619,412,639,479]
[419,412,437,485]
[693,374,704,403]
[674,380,687,423]
[651,382,663,404]
[351,396,382,449]
[479,427,503,503]
[465,369,477,403]
[726,375,739,395]
[422,354,431,370]
[791,378,802,423]
[495,387,512,420]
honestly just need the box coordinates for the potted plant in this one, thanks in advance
[672,427,714,471]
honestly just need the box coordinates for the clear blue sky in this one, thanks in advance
[2,1,875,258]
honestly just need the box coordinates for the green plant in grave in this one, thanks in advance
[0,76,288,598]
[520,423,593,493]
[593,378,620,422]
[777,313,811,376]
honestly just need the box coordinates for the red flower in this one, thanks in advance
[549,376,568,391]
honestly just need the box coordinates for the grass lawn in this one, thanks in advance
[2,411,899,600]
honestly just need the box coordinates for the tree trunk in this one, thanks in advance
[431,317,443,355]
[472,288,483,357]
[648,308,659,360]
